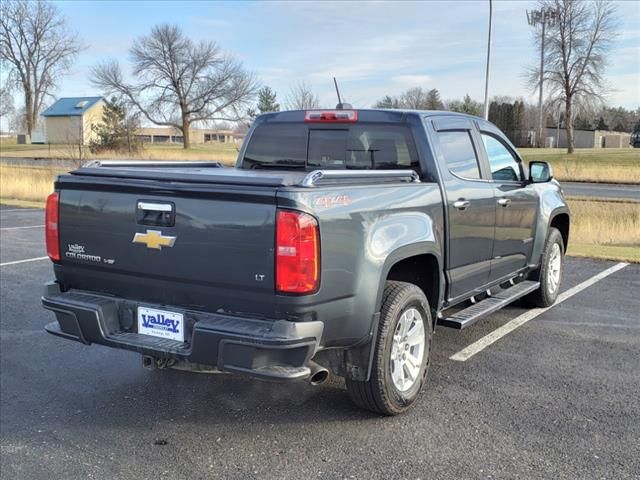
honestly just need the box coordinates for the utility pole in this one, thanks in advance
[482,0,493,120]
[527,7,558,147]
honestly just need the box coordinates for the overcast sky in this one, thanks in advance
[12,1,640,114]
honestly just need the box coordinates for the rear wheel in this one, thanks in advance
[524,227,564,307]
[345,281,432,415]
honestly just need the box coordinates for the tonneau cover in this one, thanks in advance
[72,164,307,187]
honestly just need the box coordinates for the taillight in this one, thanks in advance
[304,110,357,123]
[45,192,60,261]
[276,210,319,294]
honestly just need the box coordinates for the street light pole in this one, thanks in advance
[527,7,557,147]
[537,10,546,147]
[482,0,493,121]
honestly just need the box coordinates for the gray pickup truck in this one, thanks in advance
[43,109,569,415]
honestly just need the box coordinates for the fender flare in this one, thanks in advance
[548,207,570,246]
[374,242,443,313]
[531,205,571,266]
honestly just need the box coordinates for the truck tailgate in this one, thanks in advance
[55,175,278,313]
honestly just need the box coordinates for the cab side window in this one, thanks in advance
[481,134,522,182]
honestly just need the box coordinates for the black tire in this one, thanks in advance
[524,227,564,307]
[345,281,432,416]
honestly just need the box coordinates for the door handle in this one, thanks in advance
[497,198,511,207]
[138,201,173,212]
[453,199,471,210]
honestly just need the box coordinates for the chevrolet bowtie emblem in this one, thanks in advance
[132,230,176,250]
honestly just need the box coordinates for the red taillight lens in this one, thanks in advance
[276,210,319,294]
[304,110,358,123]
[45,192,60,261]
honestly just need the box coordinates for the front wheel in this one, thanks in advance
[345,281,432,416]
[524,227,564,307]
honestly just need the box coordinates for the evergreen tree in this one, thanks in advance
[595,116,609,130]
[90,97,140,153]
[425,89,444,110]
[374,95,400,109]
[449,94,482,116]
[574,115,592,130]
[256,86,280,113]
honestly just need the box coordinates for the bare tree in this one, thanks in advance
[0,0,82,135]
[286,82,320,110]
[91,24,257,149]
[0,85,14,119]
[528,0,618,153]
[400,87,428,110]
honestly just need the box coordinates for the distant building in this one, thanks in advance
[33,97,246,146]
[542,127,632,149]
[134,127,245,144]
[39,97,105,145]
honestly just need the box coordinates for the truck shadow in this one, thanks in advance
[39,357,389,429]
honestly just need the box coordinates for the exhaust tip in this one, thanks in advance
[309,368,329,386]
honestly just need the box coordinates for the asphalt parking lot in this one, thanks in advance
[1,204,638,480]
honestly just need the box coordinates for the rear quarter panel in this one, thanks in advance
[276,182,444,347]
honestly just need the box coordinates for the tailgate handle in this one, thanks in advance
[138,202,173,212]
[137,201,175,227]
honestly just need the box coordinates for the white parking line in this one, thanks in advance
[0,256,49,267]
[450,262,629,362]
[0,225,44,231]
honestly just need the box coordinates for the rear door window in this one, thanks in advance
[437,131,481,180]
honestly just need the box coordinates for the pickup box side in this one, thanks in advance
[275,181,444,348]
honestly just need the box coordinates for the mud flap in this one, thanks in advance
[344,312,380,381]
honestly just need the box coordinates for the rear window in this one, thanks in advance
[242,123,420,171]
[437,131,481,180]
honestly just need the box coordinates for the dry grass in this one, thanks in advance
[566,198,640,262]
[520,148,640,184]
[0,164,64,203]
[566,199,640,245]
[0,138,239,165]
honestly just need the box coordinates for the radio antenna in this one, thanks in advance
[333,77,352,110]
[333,77,343,105]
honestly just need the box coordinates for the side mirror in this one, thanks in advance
[529,161,553,183]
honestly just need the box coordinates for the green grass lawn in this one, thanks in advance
[0,137,50,152]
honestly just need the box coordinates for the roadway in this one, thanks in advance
[562,181,640,201]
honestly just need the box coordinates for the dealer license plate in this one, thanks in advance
[137,306,185,342]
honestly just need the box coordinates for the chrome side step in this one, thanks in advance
[438,280,540,329]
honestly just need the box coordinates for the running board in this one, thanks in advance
[439,281,540,329]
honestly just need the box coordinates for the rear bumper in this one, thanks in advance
[42,282,323,382]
